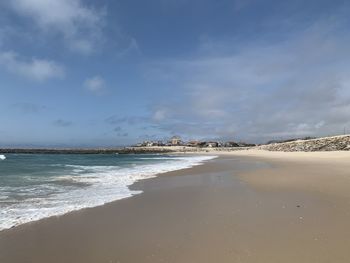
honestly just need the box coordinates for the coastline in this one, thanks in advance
[0,154,217,231]
[1,150,350,262]
[0,146,250,154]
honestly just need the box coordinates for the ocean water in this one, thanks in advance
[0,153,216,231]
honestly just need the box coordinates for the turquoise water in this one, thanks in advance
[0,153,216,230]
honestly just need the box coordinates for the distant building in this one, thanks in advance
[187,140,201,147]
[170,136,182,146]
[145,141,153,147]
[205,142,219,148]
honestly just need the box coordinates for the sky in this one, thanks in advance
[1,0,350,147]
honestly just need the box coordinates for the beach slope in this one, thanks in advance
[1,151,350,263]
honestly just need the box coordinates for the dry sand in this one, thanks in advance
[1,150,350,262]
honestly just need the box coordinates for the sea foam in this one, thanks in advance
[0,155,216,231]
[0,155,6,160]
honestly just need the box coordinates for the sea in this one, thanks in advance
[0,153,216,231]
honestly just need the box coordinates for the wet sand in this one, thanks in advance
[1,151,350,262]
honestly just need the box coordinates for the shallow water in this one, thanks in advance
[0,153,216,230]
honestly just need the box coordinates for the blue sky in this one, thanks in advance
[1,0,350,147]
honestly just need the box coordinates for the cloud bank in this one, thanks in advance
[146,16,350,142]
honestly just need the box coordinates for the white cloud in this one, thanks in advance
[0,51,64,81]
[153,108,168,121]
[84,75,105,93]
[9,0,105,54]
[145,16,350,142]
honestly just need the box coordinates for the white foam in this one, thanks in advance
[0,155,6,160]
[0,155,217,231]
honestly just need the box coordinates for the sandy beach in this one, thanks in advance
[1,150,350,263]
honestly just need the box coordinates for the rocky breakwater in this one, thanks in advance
[259,135,350,152]
[0,147,176,154]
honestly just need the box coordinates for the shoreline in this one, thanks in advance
[2,150,350,262]
[0,154,218,232]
